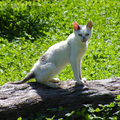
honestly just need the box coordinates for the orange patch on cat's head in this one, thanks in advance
[73,21,80,31]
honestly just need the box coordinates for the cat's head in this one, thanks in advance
[73,21,92,42]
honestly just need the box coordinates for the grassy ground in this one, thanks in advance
[0,0,120,119]
[0,0,120,86]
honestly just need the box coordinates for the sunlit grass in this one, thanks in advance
[0,0,120,86]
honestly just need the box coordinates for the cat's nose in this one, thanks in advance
[83,37,86,40]
[83,37,86,42]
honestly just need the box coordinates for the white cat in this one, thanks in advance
[10,21,92,88]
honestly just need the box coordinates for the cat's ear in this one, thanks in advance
[87,21,92,30]
[73,21,80,31]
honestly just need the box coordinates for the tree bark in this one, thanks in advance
[0,77,120,120]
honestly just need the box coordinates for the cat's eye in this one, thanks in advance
[79,34,82,37]
[86,33,89,36]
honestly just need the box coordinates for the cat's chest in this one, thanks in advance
[78,43,87,52]
[76,44,87,57]
[79,45,87,54]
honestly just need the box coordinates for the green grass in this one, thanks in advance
[0,0,120,86]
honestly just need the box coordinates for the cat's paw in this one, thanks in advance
[53,78,60,83]
[82,78,86,83]
[77,80,85,86]
[50,78,60,83]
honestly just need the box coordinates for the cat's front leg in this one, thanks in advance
[70,57,84,86]
[78,60,86,85]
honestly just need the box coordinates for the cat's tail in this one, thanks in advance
[8,72,35,84]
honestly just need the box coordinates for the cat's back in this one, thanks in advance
[47,40,70,60]
[48,41,68,52]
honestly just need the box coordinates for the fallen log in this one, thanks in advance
[0,77,120,120]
